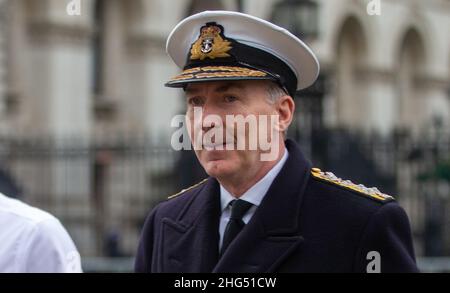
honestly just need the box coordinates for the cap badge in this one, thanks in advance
[190,23,232,61]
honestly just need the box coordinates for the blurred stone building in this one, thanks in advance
[0,0,449,258]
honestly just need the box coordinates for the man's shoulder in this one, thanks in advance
[0,193,57,227]
[154,178,209,213]
[0,193,72,247]
[301,168,408,239]
[167,178,209,201]
[0,193,80,273]
[307,168,395,210]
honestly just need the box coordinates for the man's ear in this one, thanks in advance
[276,95,295,132]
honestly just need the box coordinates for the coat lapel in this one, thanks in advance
[160,177,221,272]
[213,140,311,272]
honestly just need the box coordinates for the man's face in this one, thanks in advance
[185,80,281,181]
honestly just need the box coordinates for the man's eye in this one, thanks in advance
[188,97,203,106]
[224,96,238,103]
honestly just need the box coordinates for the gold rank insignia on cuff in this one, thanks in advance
[167,178,209,200]
[310,168,394,202]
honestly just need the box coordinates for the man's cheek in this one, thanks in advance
[186,116,203,150]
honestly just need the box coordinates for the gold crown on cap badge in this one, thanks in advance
[190,24,232,61]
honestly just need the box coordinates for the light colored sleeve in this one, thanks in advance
[17,218,83,273]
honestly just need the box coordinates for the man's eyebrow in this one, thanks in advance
[184,86,199,95]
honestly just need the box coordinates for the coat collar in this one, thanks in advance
[160,176,221,272]
[162,139,311,272]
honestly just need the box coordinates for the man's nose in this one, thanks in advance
[201,102,222,131]
[202,121,215,132]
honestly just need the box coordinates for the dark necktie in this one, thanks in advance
[220,199,253,256]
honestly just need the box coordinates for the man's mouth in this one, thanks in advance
[203,141,234,151]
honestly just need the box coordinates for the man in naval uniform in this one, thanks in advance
[135,11,418,273]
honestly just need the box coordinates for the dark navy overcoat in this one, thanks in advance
[135,140,418,273]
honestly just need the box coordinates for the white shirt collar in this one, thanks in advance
[220,148,289,211]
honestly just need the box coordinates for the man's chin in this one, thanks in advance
[203,160,235,179]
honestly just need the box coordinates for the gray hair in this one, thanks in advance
[266,82,289,103]
[265,82,291,136]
